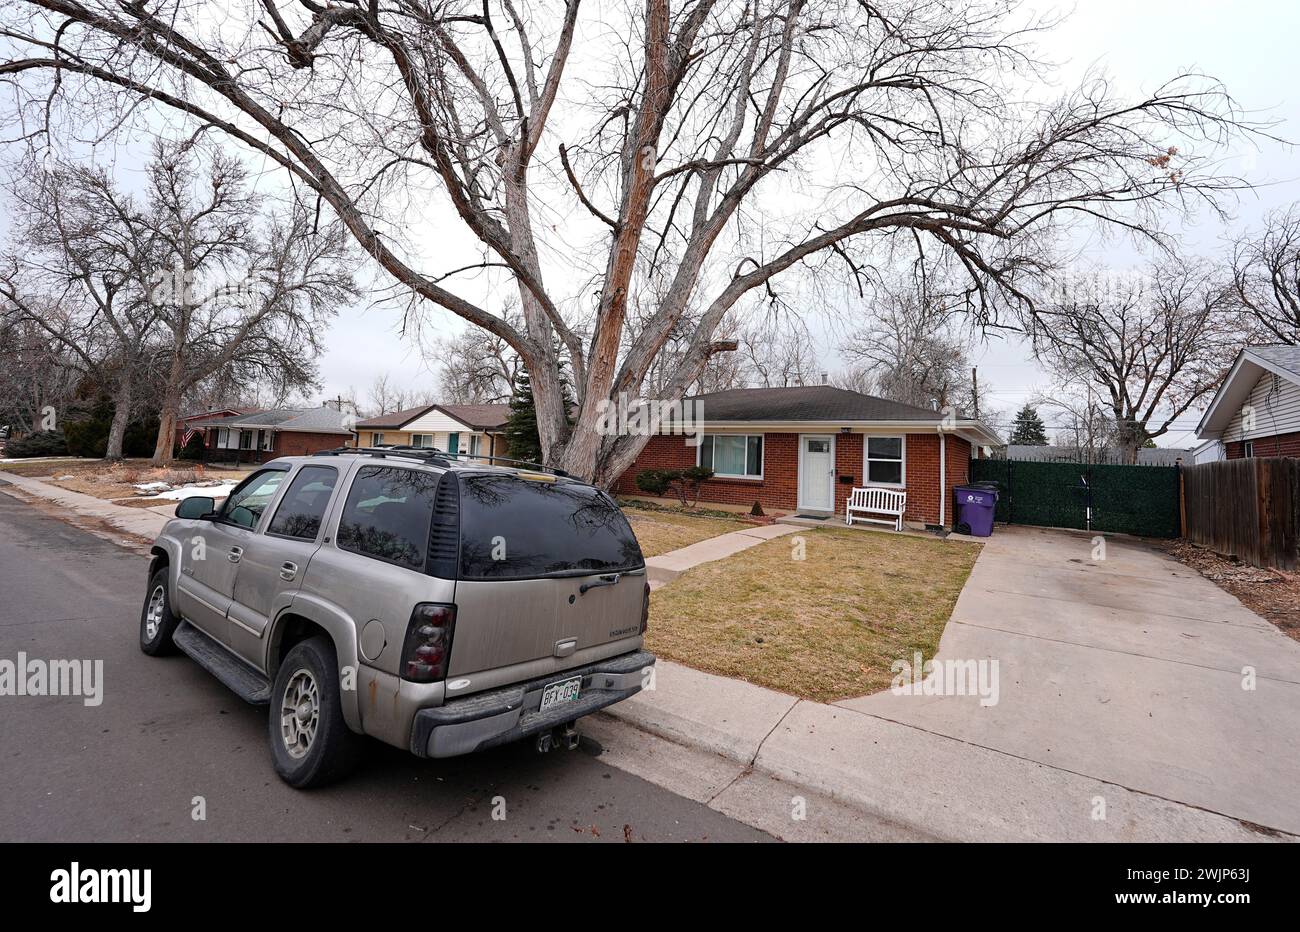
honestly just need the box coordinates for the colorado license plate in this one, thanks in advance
[538,676,582,713]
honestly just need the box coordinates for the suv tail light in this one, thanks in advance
[640,582,650,634]
[401,603,456,682]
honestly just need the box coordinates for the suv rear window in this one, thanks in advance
[337,465,439,570]
[457,474,644,580]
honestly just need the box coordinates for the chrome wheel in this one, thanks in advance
[279,669,320,759]
[144,585,165,641]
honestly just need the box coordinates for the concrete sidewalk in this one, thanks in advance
[0,471,168,541]
[644,522,798,587]
[607,524,1300,841]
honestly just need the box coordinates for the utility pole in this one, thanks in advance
[971,367,980,419]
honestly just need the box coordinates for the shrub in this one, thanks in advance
[635,468,674,497]
[750,500,765,517]
[635,465,714,507]
[4,430,69,458]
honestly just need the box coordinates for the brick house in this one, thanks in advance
[174,406,254,449]
[188,407,354,464]
[614,385,1001,528]
[1197,346,1300,459]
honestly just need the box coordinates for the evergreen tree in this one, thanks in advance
[504,370,542,463]
[503,363,576,464]
[1009,404,1048,445]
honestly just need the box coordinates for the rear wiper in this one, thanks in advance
[579,574,620,594]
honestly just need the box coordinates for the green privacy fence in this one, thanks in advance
[968,459,1181,538]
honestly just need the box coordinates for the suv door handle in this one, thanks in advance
[279,561,298,581]
[228,546,243,564]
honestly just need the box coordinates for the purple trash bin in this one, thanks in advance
[953,485,998,537]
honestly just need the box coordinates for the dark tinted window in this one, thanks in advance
[458,474,644,579]
[219,469,287,530]
[337,466,438,570]
[267,466,338,540]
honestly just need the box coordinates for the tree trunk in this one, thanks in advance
[152,351,186,465]
[105,382,133,461]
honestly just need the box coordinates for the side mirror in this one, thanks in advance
[175,496,216,519]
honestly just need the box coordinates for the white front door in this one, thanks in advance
[798,434,835,512]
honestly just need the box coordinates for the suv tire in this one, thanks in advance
[139,567,180,656]
[269,635,364,788]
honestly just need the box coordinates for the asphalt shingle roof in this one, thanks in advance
[354,404,437,429]
[1246,345,1300,381]
[682,385,955,421]
[188,407,352,434]
[437,403,509,430]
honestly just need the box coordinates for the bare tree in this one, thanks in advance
[1,163,163,458]
[435,323,521,404]
[1031,261,1237,463]
[829,366,873,395]
[840,281,982,413]
[738,318,820,387]
[1231,205,1300,343]
[144,143,355,462]
[0,0,1262,483]
[0,314,82,436]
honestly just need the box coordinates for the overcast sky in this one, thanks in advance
[309,0,1299,445]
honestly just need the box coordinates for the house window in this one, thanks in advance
[864,436,905,486]
[699,434,762,478]
[370,432,385,446]
[410,434,434,448]
[468,434,483,457]
[1244,440,1255,458]
[239,429,255,450]
[259,430,274,451]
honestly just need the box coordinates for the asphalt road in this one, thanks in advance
[0,491,770,843]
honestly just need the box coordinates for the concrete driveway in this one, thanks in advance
[837,524,1300,837]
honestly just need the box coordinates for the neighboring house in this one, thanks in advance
[188,407,354,464]
[613,385,1001,528]
[1191,438,1224,465]
[352,403,509,459]
[1197,345,1300,459]
[174,407,254,448]
[998,444,1193,466]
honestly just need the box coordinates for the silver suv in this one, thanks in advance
[139,448,654,788]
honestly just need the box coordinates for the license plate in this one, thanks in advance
[538,676,582,713]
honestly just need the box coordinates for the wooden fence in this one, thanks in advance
[1182,458,1300,570]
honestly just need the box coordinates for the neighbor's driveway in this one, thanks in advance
[837,524,1300,836]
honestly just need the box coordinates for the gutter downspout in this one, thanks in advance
[938,427,946,528]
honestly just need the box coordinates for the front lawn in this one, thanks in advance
[0,457,245,503]
[621,504,754,557]
[646,526,981,702]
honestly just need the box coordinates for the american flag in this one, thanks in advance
[181,427,199,447]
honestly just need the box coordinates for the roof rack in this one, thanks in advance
[431,450,571,478]
[310,446,452,466]
[310,445,571,478]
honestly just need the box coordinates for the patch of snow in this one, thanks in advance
[139,480,239,501]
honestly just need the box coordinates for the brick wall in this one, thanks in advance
[1225,433,1300,458]
[615,430,972,526]
[275,431,349,457]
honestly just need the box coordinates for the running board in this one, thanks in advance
[173,622,272,705]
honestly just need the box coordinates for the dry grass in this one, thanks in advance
[646,526,981,702]
[623,505,754,557]
[0,457,244,500]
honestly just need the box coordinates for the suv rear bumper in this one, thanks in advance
[410,650,656,758]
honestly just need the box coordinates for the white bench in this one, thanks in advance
[845,486,907,531]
